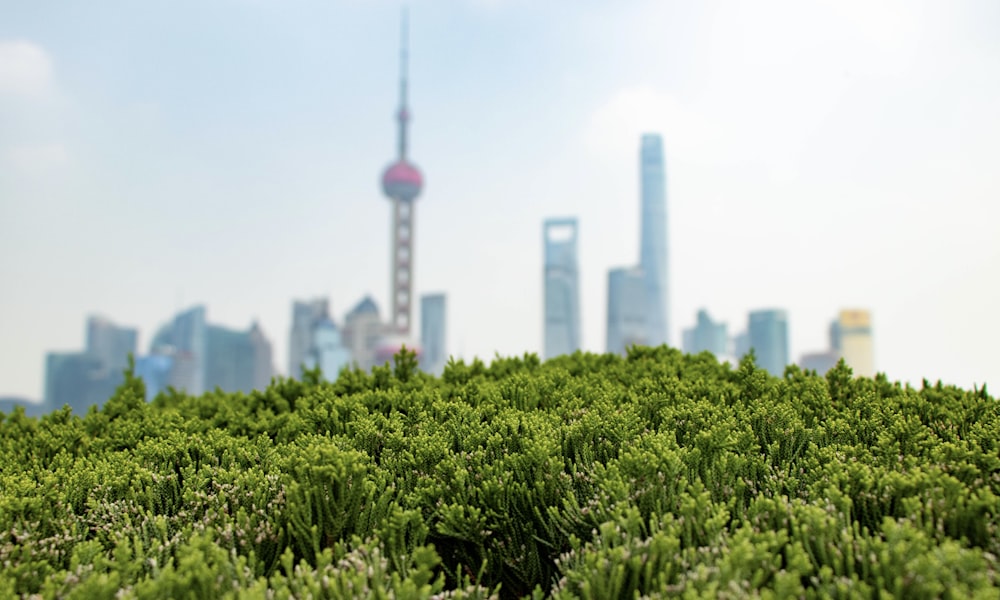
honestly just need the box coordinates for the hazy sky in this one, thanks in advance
[2,0,998,401]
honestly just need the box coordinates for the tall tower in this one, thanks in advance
[639,134,669,347]
[381,9,423,337]
[838,309,874,377]
[748,309,789,376]
[543,218,581,360]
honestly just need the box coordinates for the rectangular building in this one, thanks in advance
[606,266,647,355]
[748,309,789,376]
[543,218,581,360]
[420,293,447,375]
[838,309,874,377]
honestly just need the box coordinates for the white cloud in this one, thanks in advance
[0,40,54,97]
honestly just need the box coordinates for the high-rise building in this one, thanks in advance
[838,309,874,377]
[306,318,352,381]
[44,352,116,414]
[606,266,646,355]
[682,309,728,358]
[543,218,581,360]
[639,133,669,347]
[86,315,138,373]
[420,293,447,375]
[381,10,423,339]
[248,322,275,390]
[203,322,274,394]
[43,315,138,414]
[288,299,329,377]
[134,354,174,400]
[149,305,207,396]
[797,310,873,377]
[748,309,789,376]
[343,296,384,371]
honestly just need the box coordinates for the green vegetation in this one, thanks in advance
[2,347,998,598]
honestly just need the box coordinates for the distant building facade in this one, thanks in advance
[748,309,789,376]
[149,305,207,396]
[639,133,669,347]
[0,396,46,417]
[420,293,447,375]
[134,354,174,400]
[43,315,138,414]
[143,306,273,397]
[604,133,671,353]
[543,218,581,359]
[86,315,138,373]
[203,322,274,394]
[343,296,385,372]
[306,318,352,380]
[606,266,647,355]
[799,351,839,375]
[45,352,116,414]
[838,309,874,377]
[288,299,329,377]
[797,309,873,377]
[682,309,728,358]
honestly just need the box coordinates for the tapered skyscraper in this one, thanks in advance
[639,134,669,347]
[381,9,423,337]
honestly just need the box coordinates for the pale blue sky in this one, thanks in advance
[2,0,998,401]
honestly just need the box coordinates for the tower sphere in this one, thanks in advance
[382,160,423,201]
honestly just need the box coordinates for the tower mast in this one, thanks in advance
[381,7,423,337]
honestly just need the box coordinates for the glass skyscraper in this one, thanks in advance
[204,322,274,394]
[86,316,138,373]
[543,218,581,360]
[306,318,352,381]
[606,266,646,356]
[420,293,447,375]
[288,298,329,377]
[682,309,728,358]
[150,305,207,396]
[639,134,669,347]
[44,315,138,414]
[748,309,789,376]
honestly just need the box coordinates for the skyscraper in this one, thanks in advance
[86,315,138,373]
[149,305,207,395]
[639,133,669,347]
[606,266,646,356]
[420,293,447,375]
[838,309,874,377]
[748,309,789,376]
[43,315,138,414]
[342,296,383,371]
[204,321,275,394]
[682,309,729,358]
[44,352,113,414]
[306,317,352,381]
[543,218,581,360]
[288,298,329,377]
[381,10,423,338]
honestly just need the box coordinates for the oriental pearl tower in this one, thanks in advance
[381,10,423,339]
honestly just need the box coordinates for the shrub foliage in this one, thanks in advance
[2,347,998,598]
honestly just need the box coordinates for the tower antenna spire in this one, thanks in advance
[397,6,410,160]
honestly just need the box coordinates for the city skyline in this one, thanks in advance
[2,1,999,401]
